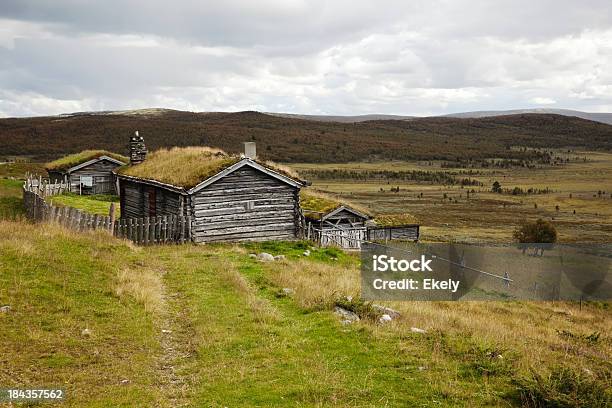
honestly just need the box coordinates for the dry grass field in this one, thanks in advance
[289,150,612,243]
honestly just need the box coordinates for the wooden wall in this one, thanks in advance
[119,179,184,220]
[67,159,122,195]
[189,166,300,243]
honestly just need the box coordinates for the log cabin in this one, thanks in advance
[300,190,372,249]
[45,150,128,195]
[115,138,306,243]
[300,190,420,248]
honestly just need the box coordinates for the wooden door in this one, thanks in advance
[148,187,156,216]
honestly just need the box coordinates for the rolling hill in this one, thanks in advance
[443,108,612,126]
[0,110,611,163]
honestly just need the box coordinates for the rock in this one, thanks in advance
[0,305,11,313]
[120,379,130,385]
[257,252,275,262]
[373,305,401,319]
[345,295,353,302]
[418,366,427,371]
[81,328,92,337]
[340,319,353,325]
[161,329,172,334]
[248,253,257,259]
[274,255,286,261]
[410,327,427,334]
[303,250,311,257]
[334,306,359,322]
[282,288,294,295]
[379,314,393,323]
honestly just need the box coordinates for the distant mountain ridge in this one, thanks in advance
[442,109,612,126]
[26,107,612,126]
[1,109,611,163]
[265,112,415,123]
[268,108,612,125]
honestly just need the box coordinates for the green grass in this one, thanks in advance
[0,222,164,407]
[45,150,128,171]
[49,192,120,217]
[0,179,25,219]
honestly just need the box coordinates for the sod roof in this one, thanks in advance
[300,189,371,221]
[372,213,419,226]
[117,146,301,190]
[46,150,128,172]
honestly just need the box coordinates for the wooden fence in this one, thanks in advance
[309,224,420,250]
[23,177,191,245]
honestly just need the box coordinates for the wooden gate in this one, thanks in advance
[318,227,367,250]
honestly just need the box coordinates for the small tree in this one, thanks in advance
[492,181,502,193]
[513,219,558,256]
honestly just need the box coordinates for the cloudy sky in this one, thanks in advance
[1,0,611,117]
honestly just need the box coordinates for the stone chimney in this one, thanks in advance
[243,142,256,159]
[129,131,147,165]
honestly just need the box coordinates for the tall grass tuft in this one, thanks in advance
[115,267,164,314]
[514,366,612,408]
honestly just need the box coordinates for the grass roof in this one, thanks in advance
[373,213,419,226]
[118,147,240,189]
[46,150,128,171]
[300,189,371,220]
[117,146,301,190]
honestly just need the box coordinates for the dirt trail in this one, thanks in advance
[156,280,198,407]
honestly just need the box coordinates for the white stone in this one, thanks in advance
[282,288,294,295]
[410,327,427,334]
[334,306,359,322]
[0,305,10,313]
[379,314,393,323]
[257,252,275,262]
[303,250,311,257]
[274,255,286,261]
[81,328,92,337]
[373,305,401,319]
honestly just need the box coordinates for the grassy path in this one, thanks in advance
[156,245,458,407]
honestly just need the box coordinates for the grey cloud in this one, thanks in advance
[1,1,612,117]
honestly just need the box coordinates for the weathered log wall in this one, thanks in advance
[69,159,121,194]
[190,166,300,243]
[119,179,183,219]
[367,225,420,241]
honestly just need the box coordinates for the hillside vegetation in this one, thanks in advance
[1,110,611,162]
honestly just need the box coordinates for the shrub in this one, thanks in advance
[514,366,611,408]
[513,219,557,244]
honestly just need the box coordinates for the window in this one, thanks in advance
[80,176,93,187]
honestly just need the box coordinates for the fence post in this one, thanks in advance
[144,217,149,245]
[109,203,116,235]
